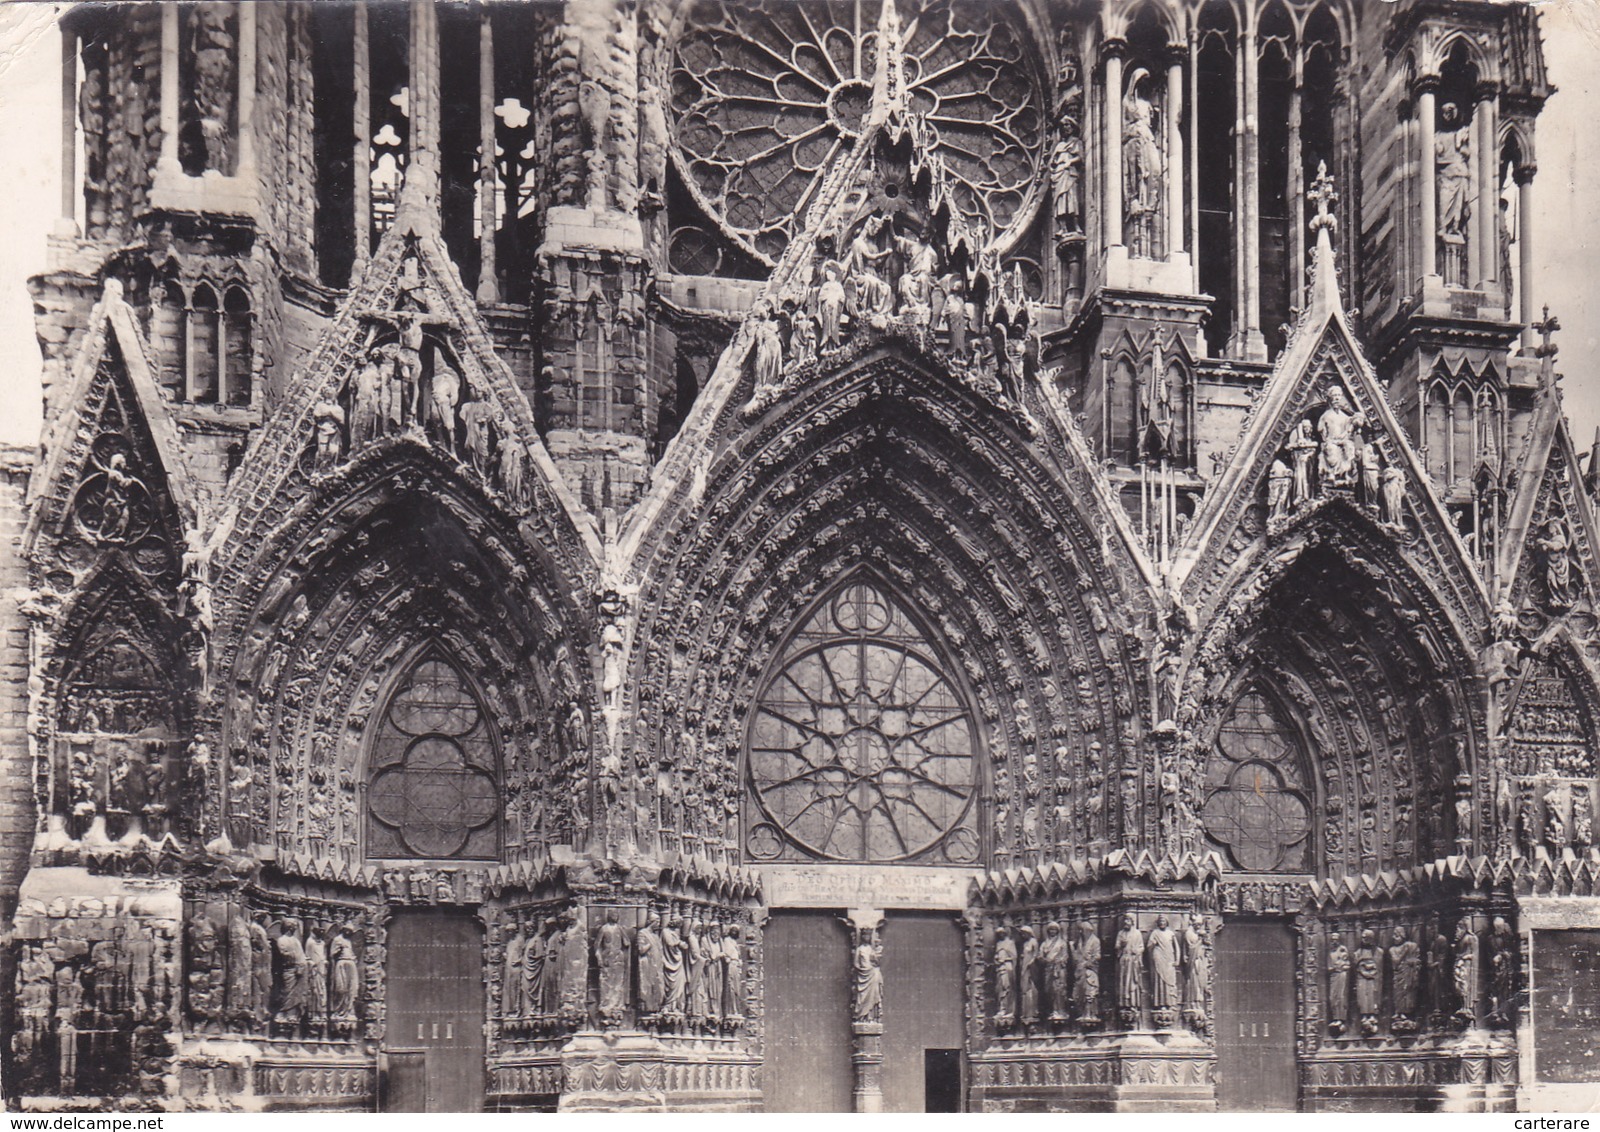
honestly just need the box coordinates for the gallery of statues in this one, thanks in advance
[5,0,1600,1114]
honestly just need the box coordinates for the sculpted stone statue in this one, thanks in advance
[1146,915,1179,1023]
[636,912,665,1020]
[226,907,253,1025]
[1353,928,1381,1035]
[328,925,358,1033]
[304,928,329,1030]
[992,925,1018,1028]
[543,919,564,1018]
[187,917,223,1024]
[662,917,687,1023]
[1018,925,1041,1025]
[853,926,884,1023]
[1326,937,1351,1035]
[1073,921,1101,1026]
[521,919,546,1021]
[1426,921,1454,1020]
[704,923,725,1026]
[272,918,309,1030]
[502,921,527,1018]
[1390,926,1422,1031]
[1436,102,1472,240]
[1268,457,1292,520]
[596,910,629,1025]
[687,919,711,1026]
[250,918,272,1024]
[1488,916,1517,1025]
[557,915,588,1022]
[1453,921,1480,1025]
[1317,388,1362,489]
[1042,921,1071,1023]
[721,924,745,1023]
[1116,914,1145,1022]
[1181,915,1209,1029]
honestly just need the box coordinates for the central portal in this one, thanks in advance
[1214,920,1298,1111]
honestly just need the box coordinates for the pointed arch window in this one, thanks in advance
[366,655,501,860]
[1200,689,1312,872]
[745,574,981,865]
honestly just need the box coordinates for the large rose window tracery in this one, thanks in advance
[746,577,981,864]
[669,0,1046,264]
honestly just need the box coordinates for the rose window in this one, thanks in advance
[1200,691,1312,872]
[669,0,1046,264]
[366,657,501,860]
[746,576,980,864]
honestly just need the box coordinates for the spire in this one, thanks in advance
[1304,161,1342,319]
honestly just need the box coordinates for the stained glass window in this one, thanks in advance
[747,576,981,864]
[367,656,500,860]
[1200,690,1312,872]
[669,0,1046,263]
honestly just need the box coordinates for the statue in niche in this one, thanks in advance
[430,357,463,451]
[1116,914,1145,1023]
[847,218,895,323]
[1146,915,1179,1025]
[312,403,346,473]
[1425,920,1453,1020]
[1122,68,1162,255]
[499,432,528,512]
[853,925,883,1023]
[1360,438,1382,505]
[1288,420,1316,507]
[895,229,938,318]
[1535,518,1576,609]
[352,352,384,449]
[1453,921,1480,1026]
[789,307,818,368]
[749,299,783,395]
[502,921,527,1018]
[1380,464,1407,525]
[1545,782,1568,851]
[271,918,309,1031]
[521,918,547,1021]
[661,916,687,1023]
[992,925,1017,1028]
[460,398,496,479]
[818,261,847,351]
[185,3,237,174]
[1488,916,1517,1025]
[1520,786,1541,857]
[16,946,53,1065]
[557,913,588,1023]
[1390,926,1422,1032]
[1326,936,1351,1035]
[1073,921,1102,1026]
[1436,102,1473,241]
[595,910,629,1026]
[704,923,725,1027]
[55,964,83,1089]
[305,927,329,1032]
[1267,457,1292,521]
[721,924,745,1024]
[1574,787,1594,846]
[1317,388,1363,489]
[1051,117,1084,240]
[636,912,664,1021]
[1181,915,1209,1030]
[328,923,358,1034]
[1353,928,1381,1036]
[1018,925,1041,1025]
[1042,921,1071,1023]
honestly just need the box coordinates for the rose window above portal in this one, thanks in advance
[746,576,981,864]
[668,0,1046,264]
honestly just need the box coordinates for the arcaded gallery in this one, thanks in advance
[4,0,1599,1113]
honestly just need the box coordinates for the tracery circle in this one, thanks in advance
[668,0,1046,264]
[748,591,979,861]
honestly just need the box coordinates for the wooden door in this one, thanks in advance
[1214,921,1298,1112]
[384,912,486,1112]
[762,911,853,1112]
[881,913,965,1112]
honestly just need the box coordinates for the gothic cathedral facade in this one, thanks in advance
[4,0,1597,1114]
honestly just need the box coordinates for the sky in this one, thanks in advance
[0,1,1597,450]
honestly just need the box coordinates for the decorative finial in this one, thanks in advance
[1534,305,1561,360]
[1309,161,1338,237]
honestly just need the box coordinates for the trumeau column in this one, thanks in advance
[1417,78,1439,280]
[846,909,886,1115]
[1102,39,1126,250]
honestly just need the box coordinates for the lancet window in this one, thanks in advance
[1200,689,1313,873]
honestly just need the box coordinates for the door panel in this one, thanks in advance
[384,912,486,1112]
[1214,921,1298,1112]
[881,913,965,1112]
[762,911,853,1112]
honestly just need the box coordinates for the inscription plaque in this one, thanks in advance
[1533,929,1600,1083]
[760,865,980,910]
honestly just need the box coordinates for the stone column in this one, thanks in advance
[236,3,258,182]
[1240,14,1261,350]
[1517,164,1536,349]
[1288,53,1305,309]
[1103,41,1126,249]
[476,8,499,304]
[406,0,441,212]
[1165,47,1185,260]
[58,27,77,233]
[1476,86,1499,287]
[847,908,885,1114]
[159,3,181,174]
[1417,80,1438,279]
